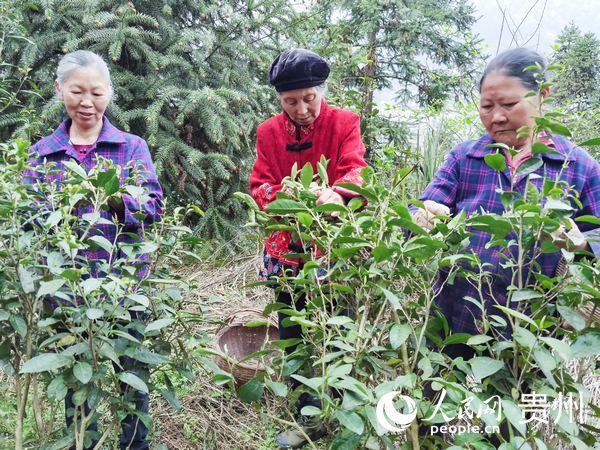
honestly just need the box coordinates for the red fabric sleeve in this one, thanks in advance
[249,127,282,210]
[332,114,367,198]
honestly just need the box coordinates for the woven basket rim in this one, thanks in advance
[214,321,278,371]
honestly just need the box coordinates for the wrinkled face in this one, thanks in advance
[279,87,322,126]
[55,66,111,131]
[479,72,545,149]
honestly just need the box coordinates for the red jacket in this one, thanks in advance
[249,100,367,264]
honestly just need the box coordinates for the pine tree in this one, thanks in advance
[3,0,297,238]
[292,0,483,152]
[551,23,600,111]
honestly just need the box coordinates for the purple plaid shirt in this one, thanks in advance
[24,117,163,278]
[421,133,600,335]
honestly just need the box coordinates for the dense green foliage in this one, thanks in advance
[551,24,600,160]
[228,84,600,448]
[1,0,298,238]
[0,138,201,449]
[0,0,484,238]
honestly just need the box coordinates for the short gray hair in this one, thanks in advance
[277,82,328,96]
[315,82,328,94]
[56,50,113,92]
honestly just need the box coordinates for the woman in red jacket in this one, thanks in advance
[249,48,367,449]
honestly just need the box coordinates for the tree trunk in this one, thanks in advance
[360,29,378,158]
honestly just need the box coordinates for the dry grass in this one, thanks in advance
[151,255,286,450]
[149,254,600,449]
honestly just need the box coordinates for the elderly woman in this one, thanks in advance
[414,47,600,358]
[24,50,162,450]
[249,48,367,448]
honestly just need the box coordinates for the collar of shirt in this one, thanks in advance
[283,99,331,139]
[37,116,127,157]
[466,132,576,163]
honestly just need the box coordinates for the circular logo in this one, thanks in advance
[376,391,418,433]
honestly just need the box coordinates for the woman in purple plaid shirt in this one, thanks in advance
[25,50,162,450]
[413,48,600,360]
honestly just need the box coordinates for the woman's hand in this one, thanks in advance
[412,200,450,231]
[316,188,345,217]
[550,218,588,252]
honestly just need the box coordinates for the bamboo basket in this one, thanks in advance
[213,308,279,385]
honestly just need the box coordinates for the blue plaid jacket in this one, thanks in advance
[421,133,600,335]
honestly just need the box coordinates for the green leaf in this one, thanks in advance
[10,315,27,338]
[62,160,88,178]
[329,431,361,450]
[575,215,600,225]
[300,405,322,416]
[104,175,120,196]
[317,160,329,185]
[578,137,600,147]
[495,305,538,329]
[236,378,264,403]
[290,374,322,391]
[297,212,313,227]
[327,316,353,326]
[539,337,572,361]
[533,348,557,387]
[571,331,600,358]
[47,376,68,402]
[86,308,103,320]
[335,410,364,435]
[531,142,549,155]
[514,157,543,179]
[510,289,543,302]
[484,153,506,171]
[88,235,113,253]
[389,323,411,349]
[373,245,394,262]
[18,265,35,294]
[265,199,307,214]
[300,162,314,188]
[443,333,472,346]
[73,362,93,384]
[557,305,586,331]
[80,278,102,295]
[534,117,572,137]
[72,387,88,406]
[129,349,169,365]
[470,357,504,380]
[265,379,288,397]
[117,372,149,394]
[314,203,347,214]
[144,318,174,334]
[20,353,72,373]
[127,294,150,308]
[160,388,181,411]
[502,399,526,436]
[37,279,65,298]
[60,269,81,282]
[45,210,62,228]
[467,335,493,346]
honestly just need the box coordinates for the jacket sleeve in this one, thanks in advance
[22,143,43,186]
[331,114,367,198]
[577,152,600,258]
[249,128,282,210]
[122,138,163,229]
[418,147,461,213]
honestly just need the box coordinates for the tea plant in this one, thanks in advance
[0,138,201,449]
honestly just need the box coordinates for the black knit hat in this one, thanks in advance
[269,49,330,92]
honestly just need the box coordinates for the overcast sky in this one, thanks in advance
[471,0,600,57]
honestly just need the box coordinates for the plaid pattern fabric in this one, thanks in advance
[23,117,163,278]
[421,133,600,336]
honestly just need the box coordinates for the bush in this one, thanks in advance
[0,138,199,449]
